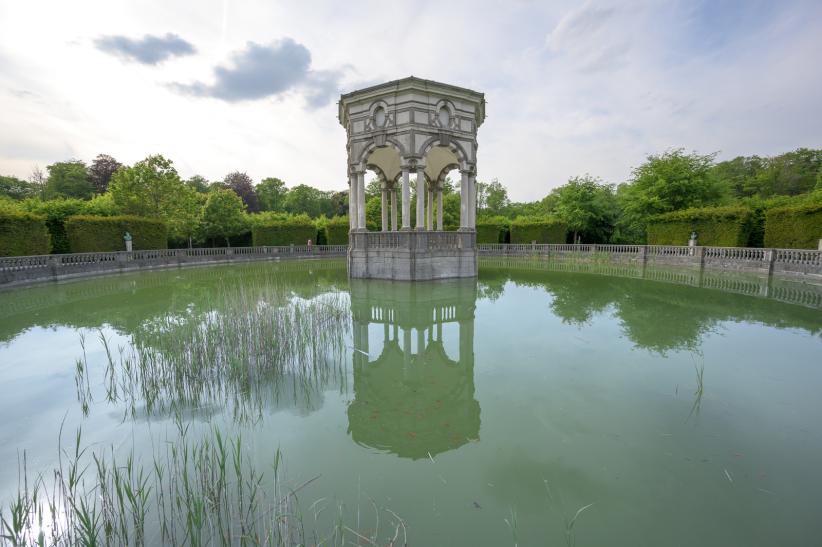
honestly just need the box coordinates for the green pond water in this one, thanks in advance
[1,259,821,546]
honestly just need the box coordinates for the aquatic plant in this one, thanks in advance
[75,278,350,423]
[0,425,408,546]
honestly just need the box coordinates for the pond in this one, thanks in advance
[1,259,821,546]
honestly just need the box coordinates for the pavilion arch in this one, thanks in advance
[361,141,404,186]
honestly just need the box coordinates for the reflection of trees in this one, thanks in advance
[0,261,351,421]
[479,260,822,353]
[347,279,480,459]
[0,261,348,343]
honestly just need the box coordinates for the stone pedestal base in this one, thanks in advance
[349,230,477,280]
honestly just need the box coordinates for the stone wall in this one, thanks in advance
[349,231,476,280]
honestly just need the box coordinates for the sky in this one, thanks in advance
[1,0,821,201]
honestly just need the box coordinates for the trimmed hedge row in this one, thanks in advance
[65,215,168,252]
[646,206,754,247]
[0,209,50,256]
[510,217,566,244]
[764,202,822,249]
[251,217,317,246]
[476,218,510,244]
[325,216,349,245]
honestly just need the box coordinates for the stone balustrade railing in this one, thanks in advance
[3,242,820,288]
[477,243,822,278]
[0,245,348,287]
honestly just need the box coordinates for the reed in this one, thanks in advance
[73,278,350,423]
[1,426,408,546]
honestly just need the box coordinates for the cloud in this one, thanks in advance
[172,38,341,107]
[95,33,196,65]
[545,1,634,72]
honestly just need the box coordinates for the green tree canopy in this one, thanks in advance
[617,149,725,241]
[476,179,510,216]
[185,175,210,193]
[550,175,617,243]
[257,177,287,211]
[45,160,93,200]
[200,190,248,246]
[282,184,334,217]
[108,155,186,218]
[0,175,36,200]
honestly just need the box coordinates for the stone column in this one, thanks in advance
[349,173,358,230]
[401,168,411,230]
[459,169,469,229]
[357,171,366,230]
[391,186,398,231]
[416,167,426,230]
[380,183,388,232]
[468,173,477,229]
[437,188,443,231]
[425,188,434,231]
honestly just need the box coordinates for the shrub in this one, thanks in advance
[0,208,50,256]
[20,198,91,253]
[251,213,317,246]
[764,202,822,249]
[646,206,754,247]
[476,216,510,243]
[325,216,349,245]
[65,215,168,252]
[510,217,566,244]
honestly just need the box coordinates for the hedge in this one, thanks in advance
[646,206,754,247]
[476,217,510,244]
[0,209,50,256]
[65,215,168,252]
[251,216,317,246]
[510,217,566,244]
[325,216,349,245]
[764,202,822,249]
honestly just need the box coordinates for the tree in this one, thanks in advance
[185,175,210,193]
[224,171,259,212]
[45,160,93,199]
[0,175,36,200]
[329,189,349,217]
[108,155,186,218]
[550,175,617,243]
[200,190,248,246]
[283,184,332,217]
[365,178,382,201]
[28,166,47,199]
[168,186,204,248]
[617,149,724,241]
[483,179,510,215]
[257,177,287,211]
[87,154,122,194]
[710,155,765,198]
[750,148,822,197]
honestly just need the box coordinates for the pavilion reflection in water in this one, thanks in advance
[347,279,480,459]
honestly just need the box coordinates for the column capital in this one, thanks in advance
[402,158,426,171]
